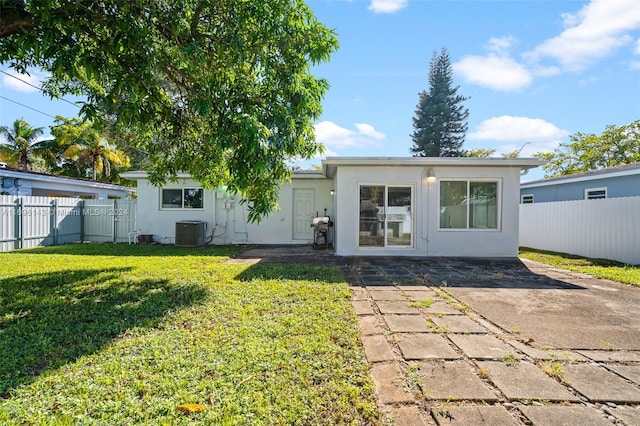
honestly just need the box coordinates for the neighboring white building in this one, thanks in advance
[0,163,134,199]
[122,157,543,257]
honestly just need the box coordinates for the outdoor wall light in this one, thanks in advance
[330,189,335,195]
[426,168,436,183]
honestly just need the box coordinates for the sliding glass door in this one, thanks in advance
[359,185,413,248]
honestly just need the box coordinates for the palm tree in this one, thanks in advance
[0,118,44,170]
[53,117,130,181]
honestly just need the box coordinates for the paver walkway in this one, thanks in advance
[232,247,640,425]
[342,257,640,425]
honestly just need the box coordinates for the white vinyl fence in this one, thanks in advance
[0,195,137,252]
[519,196,640,265]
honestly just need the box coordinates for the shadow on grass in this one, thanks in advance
[3,243,242,258]
[0,267,206,397]
[235,262,345,283]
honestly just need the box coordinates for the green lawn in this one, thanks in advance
[0,244,378,425]
[519,247,640,287]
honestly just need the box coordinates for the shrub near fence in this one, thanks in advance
[0,195,137,252]
[519,196,640,266]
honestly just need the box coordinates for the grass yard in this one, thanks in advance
[0,244,379,425]
[519,247,640,287]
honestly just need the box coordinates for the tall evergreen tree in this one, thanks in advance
[410,48,469,157]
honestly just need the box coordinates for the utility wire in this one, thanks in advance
[0,95,56,118]
[0,69,81,108]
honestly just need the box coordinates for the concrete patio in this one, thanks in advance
[233,246,640,425]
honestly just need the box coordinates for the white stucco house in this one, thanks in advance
[0,163,134,199]
[121,157,543,257]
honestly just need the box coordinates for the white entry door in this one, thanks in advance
[293,189,314,240]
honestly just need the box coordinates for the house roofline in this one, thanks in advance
[521,162,640,188]
[321,156,545,178]
[120,169,324,181]
[1,167,135,191]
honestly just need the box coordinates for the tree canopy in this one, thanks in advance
[535,120,640,177]
[0,117,44,170]
[51,117,130,181]
[410,48,469,157]
[0,0,339,221]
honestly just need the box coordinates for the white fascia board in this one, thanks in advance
[120,171,193,180]
[322,156,545,178]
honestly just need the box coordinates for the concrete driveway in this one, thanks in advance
[233,247,640,425]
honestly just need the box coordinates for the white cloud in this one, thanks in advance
[635,38,640,55]
[354,123,385,140]
[486,36,517,54]
[453,54,532,91]
[468,116,570,154]
[1,69,46,93]
[314,121,386,150]
[525,0,640,71]
[368,0,407,14]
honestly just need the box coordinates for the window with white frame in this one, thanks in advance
[439,180,499,230]
[585,187,607,200]
[161,188,204,209]
[521,194,534,204]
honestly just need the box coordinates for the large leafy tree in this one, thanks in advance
[411,48,469,157]
[0,117,44,170]
[0,0,338,221]
[51,117,130,181]
[535,120,640,177]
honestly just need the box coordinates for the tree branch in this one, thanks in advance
[0,0,33,37]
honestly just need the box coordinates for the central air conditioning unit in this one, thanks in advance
[175,221,206,247]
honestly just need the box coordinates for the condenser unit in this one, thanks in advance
[175,221,206,247]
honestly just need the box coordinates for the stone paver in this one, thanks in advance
[423,301,464,315]
[508,341,588,362]
[398,284,430,291]
[608,364,640,385]
[396,333,461,360]
[519,405,613,426]
[432,405,520,425]
[416,360,498,401]
[562,364,640,403]
[369,290,406,301]
[358,315,385,335]
[448,334,516,359]
[370,363,415,404]
[403,290,438,302]
[351,300,374,316]
[477,361,580,402]
[578,350,640,362]
[429,315,487,333]
[608,407,640,426]
[384,314,431,333]
[389,406,433,426]
[361,335,395,363]
[377,301,420,315]
[350,287,369,301]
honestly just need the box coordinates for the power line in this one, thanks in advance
[0,95,56,118]
[0,69,81,108]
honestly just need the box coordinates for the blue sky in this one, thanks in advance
[1,0,639,181]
